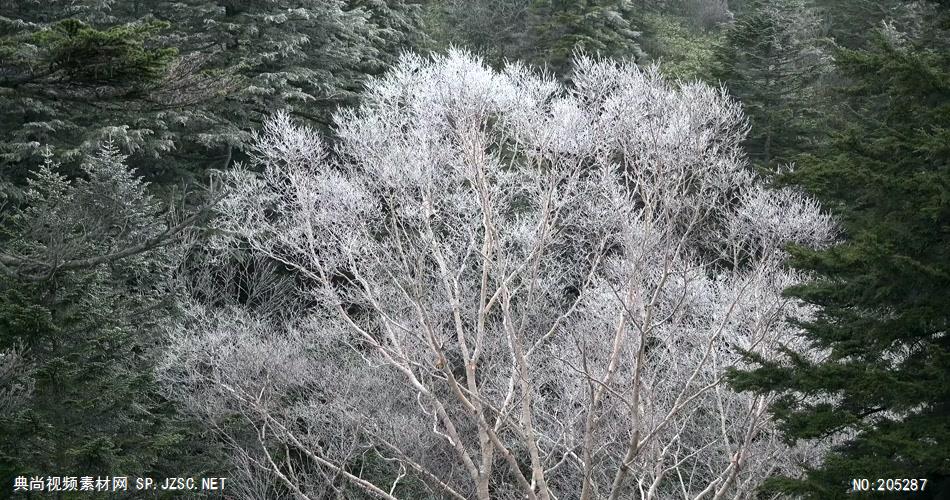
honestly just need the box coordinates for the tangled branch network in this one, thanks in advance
[160,50,836,500]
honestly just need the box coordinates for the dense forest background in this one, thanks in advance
[0,0,947,498]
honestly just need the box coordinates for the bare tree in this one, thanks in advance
[160,50,835,500]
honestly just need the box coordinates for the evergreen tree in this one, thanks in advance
[148,0,417,129]
[0,145,224,494]
[729,9,950,499]
[435,0,643,75]
[639,11,724,81]
[0,0,426,181]
[813,0,905,49]
[433,0,532,67]
[523,0,645,75]
[0,16,187,181]
[711,0,829,169]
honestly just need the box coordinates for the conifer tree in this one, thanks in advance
[523,0,644,75]
[813,0,904,49]
[729,8,950,498]
[0,16,184,180]
[0,145,224,491]
[711,0,829,169]
[639,11,724,81]
[0,0,426,180]
[436,0,643,75]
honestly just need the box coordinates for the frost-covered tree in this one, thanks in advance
[161,51,835,499]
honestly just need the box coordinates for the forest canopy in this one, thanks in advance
[0,1,947,499]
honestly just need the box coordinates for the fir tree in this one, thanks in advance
[0,0,426,181]
[813,0,905,49]
[711,0,829,169]
[124,0,427,158]
[0,17,184,180]
[0,145,225,492]
[524,0,644,75]
[435,0,643,75]
[639,11,724,81]
[729,9,950,498]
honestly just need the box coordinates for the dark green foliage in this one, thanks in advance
[0,146,224,496]
[811,0,906,49]
[640,11,723,81]
[31,19,177,85]
[0,276,216,492]
[711,0,829,169]
[433,0,643,75]
[0,17,183,180]
[523,0,645,75]
[150,0,409,122]
[0,1,427,182]
[729,11,950,498]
